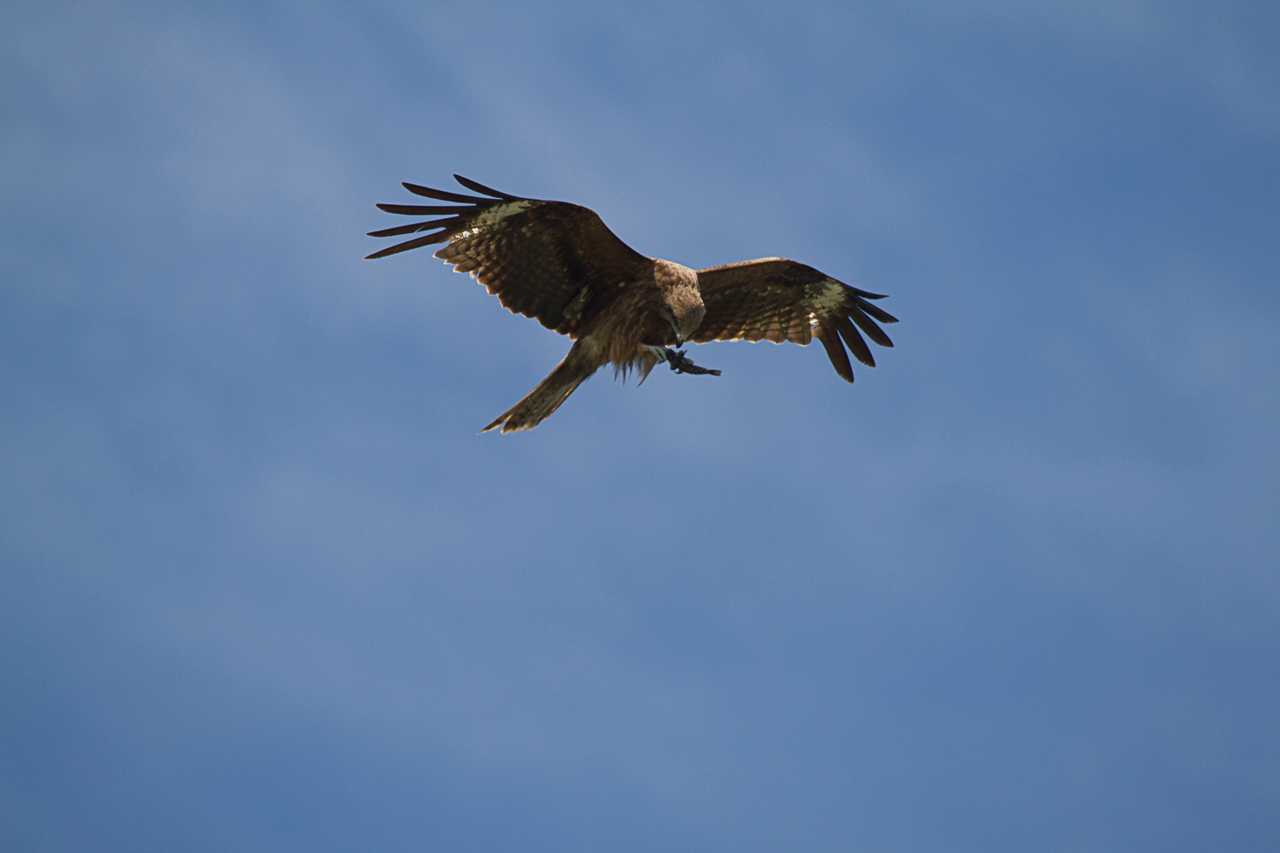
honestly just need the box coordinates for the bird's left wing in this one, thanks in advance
[693,258,897,382]
[366,175,649,337]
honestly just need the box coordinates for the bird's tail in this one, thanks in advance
[482,342,599,433]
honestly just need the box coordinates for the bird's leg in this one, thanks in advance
[662,346,722,376]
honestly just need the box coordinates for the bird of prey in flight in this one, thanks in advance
[366,175,897,433]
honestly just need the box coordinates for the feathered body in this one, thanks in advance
[367,175,897,432]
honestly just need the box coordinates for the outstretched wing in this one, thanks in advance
[366,175,650,336]
[693,257,897,382]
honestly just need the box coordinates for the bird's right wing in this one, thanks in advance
[693,257,897,382]
[366,175,649,337]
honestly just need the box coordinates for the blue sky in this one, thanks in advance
[3,2,1278,850]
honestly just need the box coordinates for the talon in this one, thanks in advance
[660,346,719,376]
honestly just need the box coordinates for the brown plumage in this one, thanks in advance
[366,175,898,432]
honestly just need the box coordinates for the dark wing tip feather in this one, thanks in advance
[815,326,855,383]
[854,297,898,325]
[835,316,876,367]
[401,181,495,205]
[376,203,474,216]
[847,302,895,348]
[453,174,519,200]
[364,229,452,260]
[366,221,453,239]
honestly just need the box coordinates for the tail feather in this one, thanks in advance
[482,344,598,433]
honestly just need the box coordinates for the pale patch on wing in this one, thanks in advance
[436,199,535,264]
[468,200,534,232]
[811,279,847,313]
[448,200,536,242]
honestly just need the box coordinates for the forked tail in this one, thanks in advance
[482,342,600,433]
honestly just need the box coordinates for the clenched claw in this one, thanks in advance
[664,347,722,376]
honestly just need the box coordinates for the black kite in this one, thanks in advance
[366,175,897,432]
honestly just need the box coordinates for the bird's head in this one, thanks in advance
[655,260,706,344]
[663,299,705,345]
